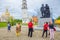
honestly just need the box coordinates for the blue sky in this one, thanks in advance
[0,0,60,19]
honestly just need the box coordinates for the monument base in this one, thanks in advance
[38,18,52,27]
[34,18,52,30]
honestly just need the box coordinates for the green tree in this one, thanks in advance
[8,16,14,26]
[57,16,60,20]
[14,19,22,24]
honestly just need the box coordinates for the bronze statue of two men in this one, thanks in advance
[40,4,50,18]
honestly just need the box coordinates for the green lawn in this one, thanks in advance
[0,22,38,28]
[0,22,7,28]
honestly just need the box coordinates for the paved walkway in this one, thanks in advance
[0,26,60,40]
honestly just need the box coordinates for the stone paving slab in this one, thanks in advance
[0,26,60,40]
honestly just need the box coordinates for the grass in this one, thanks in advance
[0,22,7,28]
[0,22,37,28]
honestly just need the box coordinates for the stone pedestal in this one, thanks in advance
[34,18,52,30]
[38,18,52,27]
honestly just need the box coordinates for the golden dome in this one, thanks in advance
[5,8,10,16]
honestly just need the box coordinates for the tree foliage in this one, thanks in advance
[57,16,60,20]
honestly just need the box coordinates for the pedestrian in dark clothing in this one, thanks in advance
[49,21,55,40]
[7,22,11,32]
[42,22,49,38]
[28,21,33,37]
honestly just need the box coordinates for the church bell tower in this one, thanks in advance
[22,0,30,23]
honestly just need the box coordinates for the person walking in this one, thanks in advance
[49,21,55,40]
[28,21,33,37]
[42,22,49,38]
[7,22,11,32]
[16,23,21,37]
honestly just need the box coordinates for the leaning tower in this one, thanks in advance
[22,0,30,23]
